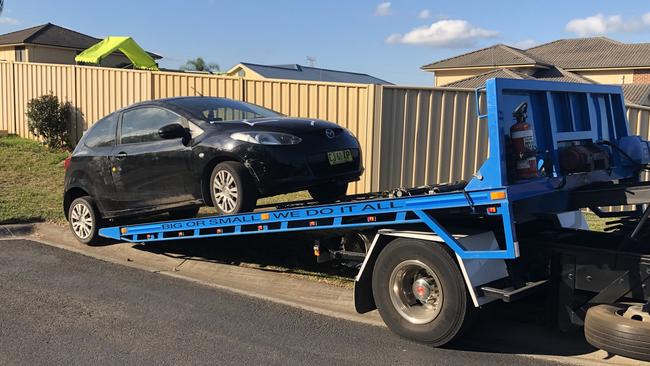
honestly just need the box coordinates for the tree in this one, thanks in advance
[180,57,219,72]
[26,94,71,150]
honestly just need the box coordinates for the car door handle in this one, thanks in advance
[116,152,128,160]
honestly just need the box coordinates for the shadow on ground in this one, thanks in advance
[128,230,601,359]
[131,231,358,285]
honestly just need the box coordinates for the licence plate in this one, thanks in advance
[327,150,353,165]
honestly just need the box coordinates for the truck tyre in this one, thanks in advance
[68,196,102,245]
[585,303,650,361]
[210,162,257,215]
[372,238,469,346]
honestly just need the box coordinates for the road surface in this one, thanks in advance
[0,239,565,365]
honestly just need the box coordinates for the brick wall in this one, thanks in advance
[633,69,650,83]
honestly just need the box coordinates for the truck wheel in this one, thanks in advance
[68,196,102,245]
[585,303,650,361]
[308,182,348,203]
[210,162,257,215]
[372,238,469,346]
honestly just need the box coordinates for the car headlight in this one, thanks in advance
[230,131,302,145]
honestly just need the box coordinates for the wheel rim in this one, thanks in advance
[213,169,238,213]
[70,202,93,239]
[389,259,443,325]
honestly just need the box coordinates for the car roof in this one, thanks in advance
[114,96,235,118]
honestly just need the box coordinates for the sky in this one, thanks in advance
[0,0,649,85]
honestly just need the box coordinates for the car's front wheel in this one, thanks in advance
[68,196,101,245]
[210,162,257,215]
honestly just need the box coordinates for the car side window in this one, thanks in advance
[84,113,117,148]
[120,107,184,144]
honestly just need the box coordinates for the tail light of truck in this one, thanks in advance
[63,156,72,170]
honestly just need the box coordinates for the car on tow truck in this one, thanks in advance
[63,97,363,244]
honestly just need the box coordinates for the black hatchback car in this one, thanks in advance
[64,97,363,244]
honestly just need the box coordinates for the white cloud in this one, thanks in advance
[386,19,498,48]
[0,17,20,25]
[643,12,650,25]
[565,13,647,36]
[374,2,392,16]
[512,39,538,49]
[418,9,430,19]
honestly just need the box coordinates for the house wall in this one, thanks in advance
[224,65,264,79]
[432,67,537,86]
[576,69,634,84]
[433,69,494,86]
[633,69,650,83]
[0,46,16,61]
[26,45,77,64]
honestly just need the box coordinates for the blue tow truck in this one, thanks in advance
[100,79,650,361]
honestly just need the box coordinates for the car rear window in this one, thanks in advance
[168,98,281,122]
[83,113,117,148]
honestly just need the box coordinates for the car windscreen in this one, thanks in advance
[167,98,282,123]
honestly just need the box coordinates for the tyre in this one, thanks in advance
[308,181,348,203]
[68,196,101,245]
[372,238,469,346]
[585,303,650,361]
[168,207,200,220]
[342,230,375,254]
[210,162,257,215]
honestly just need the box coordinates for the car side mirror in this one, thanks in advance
[159,123,188,140]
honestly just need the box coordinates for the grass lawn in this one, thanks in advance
[0,136,69,224]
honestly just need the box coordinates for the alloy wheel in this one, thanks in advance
[213,169,238,213]
[70,202,93,239]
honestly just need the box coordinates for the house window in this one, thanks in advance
[15,46,25,62]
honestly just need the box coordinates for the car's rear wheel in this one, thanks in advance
[168,207,200,220]
[68,196,101,245]
[308,181,348,203]
[210,162,257,215]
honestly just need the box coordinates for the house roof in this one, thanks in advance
[235,62,392,84]
[0,23,161,59]
[421,44,549,70]
[621,84,650,106]
[442,68,533,88]
[526,37,650,69]
[445,67,649,106]
[423,37,650,72]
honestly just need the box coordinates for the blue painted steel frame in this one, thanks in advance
[100,189,516,259]
[99,78,633,261]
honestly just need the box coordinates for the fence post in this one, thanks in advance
[369,84,384,192]
[11,61,17,136]
[239,77,246,102]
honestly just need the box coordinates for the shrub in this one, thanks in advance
[26,94,71,150]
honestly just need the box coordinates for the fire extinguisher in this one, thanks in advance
[509,102,538,179]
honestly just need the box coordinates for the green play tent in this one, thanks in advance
[75,36,159,71]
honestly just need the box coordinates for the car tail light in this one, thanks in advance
[63,156,72,170]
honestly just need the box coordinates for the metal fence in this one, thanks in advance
[2,60,650,196]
